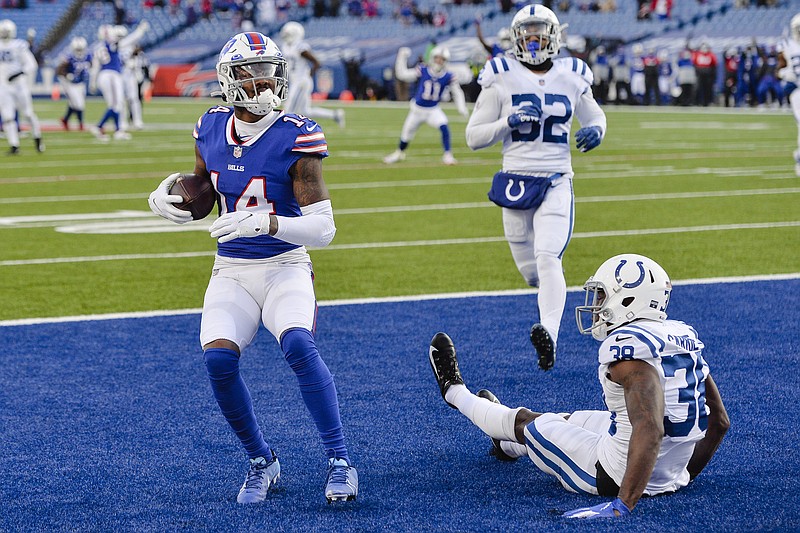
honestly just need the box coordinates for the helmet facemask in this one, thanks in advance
[215,33,288,115]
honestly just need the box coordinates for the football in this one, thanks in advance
[169,173,217,220]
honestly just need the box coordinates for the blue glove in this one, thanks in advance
[575,125,603,152]
[563,497,632,519]
[507,104,542,129]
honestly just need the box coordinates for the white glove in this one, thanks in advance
[148,172,193,224]
[398,47,412,58]
[209,211,271,244]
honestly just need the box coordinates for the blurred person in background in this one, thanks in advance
[476,17,512,58]
[692,41,717,106]
[56,36,92,131]
[278,21,346,127]
[589,45,610,104]
[778,13,800,176]
[609,46,631,104]
[0,19,43,154]
[722,48,740,107]
[657,49,674,105]
[383,45,468,165]
[675,48,696,106]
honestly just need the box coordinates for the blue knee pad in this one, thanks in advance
[204,347,271,459]
[281,328,348,460]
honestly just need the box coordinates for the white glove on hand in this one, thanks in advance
[209,211,271,244]
[148,172,193,224]
[398,47,412,58]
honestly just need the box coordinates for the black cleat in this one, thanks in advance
[34,137,45,153]
[530,324,556,371]
[429,332,464,408]
[476,389,518,462]
[8,145,19,155]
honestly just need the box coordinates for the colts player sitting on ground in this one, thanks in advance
[428,254,729,518]
[147,31,358,504]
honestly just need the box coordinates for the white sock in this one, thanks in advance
[445,385,520,442]
[500,441,529,458]
[536,254,566,343]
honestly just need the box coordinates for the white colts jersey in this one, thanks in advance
[596,319,710,495]
[282,40,312,81]
[779,36,800,81]
[0,39,37,80]
[476,56,595,173]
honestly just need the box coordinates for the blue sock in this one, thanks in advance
[98,109,114,128]
[281,328,348,461]
[111,110,120,131]
[399,140,409,151]
[204,348,271,459]
[76,110,83,124]
[439,124,451,152]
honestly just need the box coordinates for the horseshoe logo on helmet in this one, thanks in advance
[615,259,646,288]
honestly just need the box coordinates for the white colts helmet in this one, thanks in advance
[576,254,672,341]
[792,13,800,43]
[428,45,450,74]
[0,19,17,41]
[216,32,288,115]
[510,4,566,65]
[279,21,305,46]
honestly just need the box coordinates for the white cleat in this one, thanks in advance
[113,130,132,141]
[442,152,457,165]
[334,109,346,129]
[237,452,281,504]
[383,150,406,164]
[89,125,109,142]
[324,457,358,503]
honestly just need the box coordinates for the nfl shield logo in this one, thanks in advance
[539,79,545,86]
[233,146,243,158]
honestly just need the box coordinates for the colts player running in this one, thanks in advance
[147,32,358,504]
[383,45,468,165]
[465,4,607,370]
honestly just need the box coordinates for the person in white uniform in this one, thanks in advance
[428,253,730,519]
[778,13,800,177]
[278,21,345,128]
[0,19,44,154]
[465,4,607,370]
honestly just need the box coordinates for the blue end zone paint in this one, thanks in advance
[2,279,799,530]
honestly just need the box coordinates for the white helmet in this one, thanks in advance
[791,13,800,43]
[71,36,88,57]
[279,21,305,46]
[428,45,450,74]
[0,19,17,41]
[576,254,672,341]
[216,32,288,115]
[497,27,512,50]
[114,25,129,41]
[97,24,113,43]
[510,4,566,65]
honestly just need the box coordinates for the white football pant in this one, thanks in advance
[283,74,337,121]
[398,101,448,143]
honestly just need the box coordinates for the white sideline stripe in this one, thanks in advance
[2,272,798,327]
[1,220,798,266]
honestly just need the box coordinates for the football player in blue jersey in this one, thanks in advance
[383,45,469,165]
[147,32,358,505]
[465,4,607,370]
[429,254,729,519]
[56,36,92,131]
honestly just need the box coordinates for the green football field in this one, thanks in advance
[1,98,798,321]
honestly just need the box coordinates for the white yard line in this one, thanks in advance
[2,220,797,266]
[2,272,798,327]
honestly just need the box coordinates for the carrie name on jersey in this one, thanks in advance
[193,105,328,259]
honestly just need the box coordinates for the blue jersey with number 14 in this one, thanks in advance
[193,106,329,259]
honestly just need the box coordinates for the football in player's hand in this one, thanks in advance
[169,173,216,220]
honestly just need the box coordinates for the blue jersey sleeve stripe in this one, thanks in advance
[580,60,587,76]
[613,327,663,357]
[500,57,509,71]
[491,58,499,74]
[572,57,578,72]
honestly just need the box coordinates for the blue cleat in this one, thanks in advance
[325,458,358,503]
[236,451,280,504]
